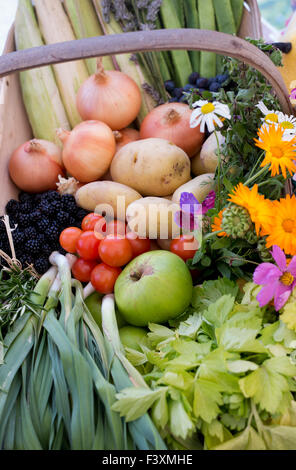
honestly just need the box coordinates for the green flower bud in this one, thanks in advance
[257,237,273,262]
[245,225,259,245]
[221,204,252,239]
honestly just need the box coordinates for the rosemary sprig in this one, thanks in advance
[0,265,40,339]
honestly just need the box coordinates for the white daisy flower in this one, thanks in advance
[256,101,280,124]
[190,100,231,133]
[277,112,296,135]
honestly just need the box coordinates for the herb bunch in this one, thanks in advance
[0,265,39,339]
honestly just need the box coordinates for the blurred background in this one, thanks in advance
[0,0,295,53]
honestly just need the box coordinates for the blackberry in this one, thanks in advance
[24,239,41,255]
[31,210,42,223]
[12,230,26,247]
[19,192,34,203]
[76,209,88,220]
[169,97,179,103]
[58,247,68,256]
[22,254,35,266]
[68,216,77,226]
[20,202,33,214]
[37,218,51,232]
[5,199,20,216]
[42,243,53,255]
[56,210,70,225]
[45,222,60,241]
[51,199,63,214]
[188,72,200,85]
[61,195,77,213]
[17,214,31,229]
[23,227,37,240]
[38,201,51,215]
[41,190,61,203]
[34,256,51,275]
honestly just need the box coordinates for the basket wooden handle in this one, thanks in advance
[0,28,293,115]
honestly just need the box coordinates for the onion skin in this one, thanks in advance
[58,120,116,183]
[76,68,142,130]
[140,102,205,158]
[114,128,140,152]
[9,139,64,193]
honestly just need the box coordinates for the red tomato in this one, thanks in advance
[98,235,133,267]
[76,231,101,260]
[82,213,106,232]
[105,220,127,238]
[126,232,151,257]
[59,227,82,254]
[91,263,122,294]
[72,258,97,283]
[170,235,199,261]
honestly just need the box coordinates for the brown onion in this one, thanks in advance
[76,60,142,130]
[9,139,64,193]
[114,128,140,152]
[57,120,116,183]
[140,102,205,157]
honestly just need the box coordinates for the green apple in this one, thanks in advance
[85,292,126,329]
[119,326,148,352]
[114,250,193,326]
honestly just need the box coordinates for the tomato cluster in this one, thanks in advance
[59,213,151,294]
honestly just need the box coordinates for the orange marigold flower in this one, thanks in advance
[254,124,296,178]
[212,209,228,237]
[265,194,296,256]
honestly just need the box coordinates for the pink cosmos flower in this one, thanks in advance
[253,245,296,311]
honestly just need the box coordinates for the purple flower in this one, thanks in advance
[174,192,202,232]
[253,245,296,311]
[202,191,216,215]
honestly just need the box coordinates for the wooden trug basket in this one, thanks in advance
[0,0,292,214]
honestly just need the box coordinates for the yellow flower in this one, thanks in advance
[228,183,273,236]
[265,195,296,256]
[212,209,228,237]
[254,124,296,178]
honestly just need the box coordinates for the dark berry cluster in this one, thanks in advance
[1,190,88,275]
[165,71,232,104]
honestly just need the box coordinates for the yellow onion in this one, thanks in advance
[76,60,142,130]
[9,139,64,193]
[57,120,116,183]
[114,128,140,152]
[140,102,205,157]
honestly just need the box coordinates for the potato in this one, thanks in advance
[191,152,207,176]
[192,132,225,175]
[110,138,191,197]
[75,181,142,220]
[126,197,181,239]
[172,174,215,206]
